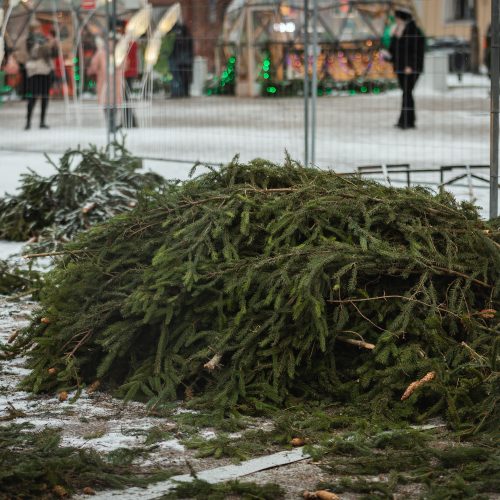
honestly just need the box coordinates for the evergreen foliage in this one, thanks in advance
[8,158,500,432]
[0,258,42,295]
[0,423,176,498]
[163,479,284,499]
[0,142,165,249]
[171,405,499,498]
[312,426,500,498]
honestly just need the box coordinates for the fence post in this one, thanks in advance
[105,0,111,150]
[311,0,318,166]
[111,0,117,145]
[491,0,499,218]
[304,0,309,166]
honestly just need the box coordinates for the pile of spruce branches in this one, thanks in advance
[0,142,165,250]
[9,158,500,432]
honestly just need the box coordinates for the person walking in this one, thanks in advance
[24,18,58,130]
[168,23,193,98]
[88,35,125,131]
[389,8,425,130]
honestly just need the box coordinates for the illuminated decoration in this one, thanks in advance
[145,34,161,68]
[125,5,151,38]
[0,9,4,67]
[144,2,180,69]
[115,5,152,67]
[157,2,181,34]
[115,35,130,67]
[220,0,418,97]
[258,52,275,94]
[81,0,96,10]
[114,3,179,70]
[273,21,295,33]
[73,56,80,85]
[260,76,396,97]
[206,56,236,95]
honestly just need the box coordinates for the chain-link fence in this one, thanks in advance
[0,0,498,216]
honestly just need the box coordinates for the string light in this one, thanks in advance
[258,52,276,95]
[204,45,395,97]
[73,56,80,86]
[206,56,236,95]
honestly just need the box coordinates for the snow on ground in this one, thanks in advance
[0,291,332,498]
[0,288,193,467]
[0,73,496,216]
[0,240,26,259]
[0,150,492,219]
[0,73,490,170]
[0,150,199,197]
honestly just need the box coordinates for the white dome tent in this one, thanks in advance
[220,0,418,96]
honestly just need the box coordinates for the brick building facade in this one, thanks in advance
[151,0,233,71]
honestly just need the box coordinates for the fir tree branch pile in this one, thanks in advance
[9,158,500,431]
[0,142,165,250]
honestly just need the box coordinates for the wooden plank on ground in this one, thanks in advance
[90,447,310,499]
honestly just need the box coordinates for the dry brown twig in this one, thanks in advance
[401,371,436,401]
[23,250,85,259]
[303,491,340,500]
[204,353,222,371]
[86,380,101,394]
[337,336,375,350]
[8,330,20,344]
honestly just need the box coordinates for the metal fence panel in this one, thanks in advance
[0,0,498,216]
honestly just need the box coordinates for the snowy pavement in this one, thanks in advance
[0,290,329,498]
[0,297,184,456]
[0,73,496,217]
[0,74,490,169]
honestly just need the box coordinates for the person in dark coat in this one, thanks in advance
[24,18,58,130]
[169,23,193,98]
[389,8,425,129]
[484,24,499,80]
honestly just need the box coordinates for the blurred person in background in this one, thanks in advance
[24,17,58,129]
[388,7,425,130]
[11,35,29,100]
[88,34,124,131]
[116,19,138,128]
[50,29,64,97]
[2,40,20,91]
[168,22,193,98]
[484,24,498,79]
[124,39,138,128]
[485,24,491,77]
